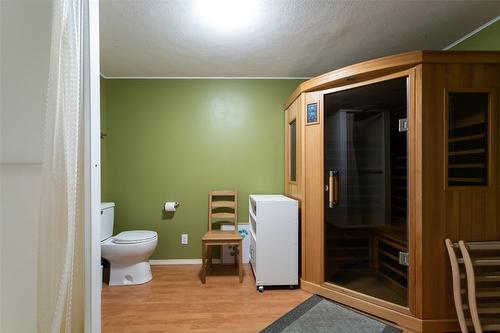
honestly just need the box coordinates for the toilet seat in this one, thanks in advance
[113,230,157,244]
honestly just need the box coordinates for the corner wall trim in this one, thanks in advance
[443,15,500,50]
[99,74,311,80]
[149,259,222,265]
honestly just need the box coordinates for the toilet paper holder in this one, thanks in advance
[164,201,181,211]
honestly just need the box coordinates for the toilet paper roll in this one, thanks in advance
[164,201,177,212]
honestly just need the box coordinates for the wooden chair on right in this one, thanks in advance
[445,239,500,333]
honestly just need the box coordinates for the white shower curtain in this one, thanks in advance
[38,0,84,332]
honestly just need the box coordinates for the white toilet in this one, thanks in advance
[100,202,158,286]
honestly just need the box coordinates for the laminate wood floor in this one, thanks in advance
[102,264,311,333]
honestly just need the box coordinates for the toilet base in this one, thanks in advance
[109,260,152,286]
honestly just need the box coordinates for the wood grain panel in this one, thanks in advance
[420,63,449,319]
[298,94,306,279]
[421,63,500,319]
[284,102,293,197]
[285,95,306,280]
[407,67,420,318]
[295,94,304,200]
[284,96,304,201]
[413,64,424,319]
[303,91,323,284]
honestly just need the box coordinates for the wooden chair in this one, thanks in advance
[445,239,500,333]
[200,190,243,284]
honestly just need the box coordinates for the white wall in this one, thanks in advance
[0,1,52,332]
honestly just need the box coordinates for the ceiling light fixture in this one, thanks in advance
[195,0,259,33]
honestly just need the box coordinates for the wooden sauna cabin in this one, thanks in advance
[284,51,500,333]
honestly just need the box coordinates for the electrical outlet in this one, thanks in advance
[181,234,188,245]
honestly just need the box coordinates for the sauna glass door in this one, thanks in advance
[324,77,409,307]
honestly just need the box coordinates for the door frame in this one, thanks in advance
[83,0,101,332]
[315,68,418,316]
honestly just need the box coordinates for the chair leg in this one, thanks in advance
[201,242,206,284]
[238,241,243,283]
[208,246,213,268]
[233,245,238,267]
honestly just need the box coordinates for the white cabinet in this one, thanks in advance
[248,195,298,292]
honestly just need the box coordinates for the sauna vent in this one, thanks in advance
[448,92,489,187]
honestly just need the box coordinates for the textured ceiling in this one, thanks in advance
[100,0,500,78]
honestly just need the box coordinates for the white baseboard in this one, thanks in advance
[149,259,222,265]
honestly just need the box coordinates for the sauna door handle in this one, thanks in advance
[328,170,339,208]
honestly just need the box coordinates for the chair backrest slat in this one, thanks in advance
[208,190,237,231]
[459,241,482,333]
[445,238,469,333]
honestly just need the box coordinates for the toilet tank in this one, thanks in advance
[101,202,115,241]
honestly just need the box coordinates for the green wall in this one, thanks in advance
[101,79,303,259]
[101,77,110,200]
[451,20,500,50]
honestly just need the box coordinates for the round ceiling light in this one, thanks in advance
[195,0,259,33]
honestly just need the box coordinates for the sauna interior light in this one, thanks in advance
[195,0,258,33]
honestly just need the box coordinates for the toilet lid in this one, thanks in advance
[114,230,157,244]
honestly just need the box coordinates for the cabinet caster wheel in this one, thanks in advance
[258,286,264,293]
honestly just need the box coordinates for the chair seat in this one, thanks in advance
[202,230,242,242]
